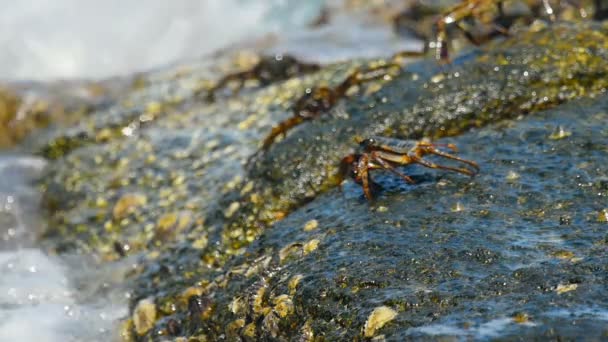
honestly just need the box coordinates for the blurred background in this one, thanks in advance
[0,0,326,81]
[0,0,424,82]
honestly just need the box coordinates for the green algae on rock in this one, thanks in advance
[38,60,359,259]
[0,85,83,149]
[246,21,608,220]
[128,96,608,340]
[0,76,148,150]
[29,21,608,340]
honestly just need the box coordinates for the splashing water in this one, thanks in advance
[0,155,137,341]
[0,0,325,81]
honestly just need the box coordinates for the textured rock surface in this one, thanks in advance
[5,21,608,340]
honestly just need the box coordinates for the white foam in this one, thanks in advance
[0,0,323,81]
[410,317,536,339]
[0,155,47,249]
[547,307,608,321]
[0,155,129,341]
[0,249,129,342]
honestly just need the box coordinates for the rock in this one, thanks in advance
[19,21,608,339]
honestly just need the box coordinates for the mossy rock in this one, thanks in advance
[26,21,608,340]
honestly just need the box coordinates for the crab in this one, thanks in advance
[204,55,320,101]
[340,136,480,200]
[433,0,509,61]
[260,63,401,150]
[394,0,593,62]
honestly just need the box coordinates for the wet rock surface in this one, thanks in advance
[3,20,607,340]
[227,96,608,340]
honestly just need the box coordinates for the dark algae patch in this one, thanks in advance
[12,21,608,339]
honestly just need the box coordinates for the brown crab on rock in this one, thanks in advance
[341,136,480,200]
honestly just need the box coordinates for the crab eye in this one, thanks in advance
[360,138,375,148]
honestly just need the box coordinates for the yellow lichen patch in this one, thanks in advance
[245,256,272,278]
[132,298,157,336]
[450,201,465,212]
[181,286,204,301]
[224,201,241,218]
[548,126,572,140]
[274,211,287,221]
[303,219,319,231]
[431,73,445,83]
[250,193,262,204]
[242,323,257,339]
[363,306,398,338]
[556,283,578,294]
[118,319,135,342]
[145,101,163,116]
[95,196,108,208]
[145,154,156,164]
[103,220,114,232]
[156,212,177,231]
[512,312,531,324]
[376,206,388,213]
[113,193,147,220]
[214,274,230,289]
[263,311,280,338]
[598,209,608,222]
[252,286,267,315]
[95,128,114,142]
[506,170,520,182]
[231,50,261,70]
[171,172,186,186]
[240,181,254,195]
[273,294,294,318]
[156,211,191,233]
[227,263,248,277]
[288,274,304,295]
[279,243,303,263]
[364,82,384,96]
[303,239,321,255]
[145,250,160,261]
[550,250,581,262]
[226,319,246,335]
[299,320,314,341]
[223,175,243,192]
[237,115,258,130]
[191,235,208,250]
[0,87,21,147]
[229,297,246,315]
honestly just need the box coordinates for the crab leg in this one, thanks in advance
[427,142,458,152]
[336,64,401,96]
[262,116,305,149]
[357,154,373,200]
[411,156,477,177]
[423,149,480,174]
[369,151,416,184]
[337,154,358,185]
